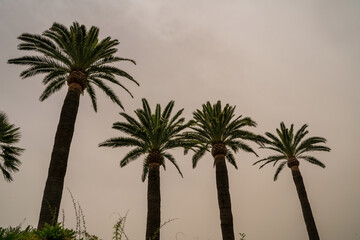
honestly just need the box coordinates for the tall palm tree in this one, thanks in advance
[8,22,138,228]
[99,99,191,240]
[253,122,330,240]
[184,101,261,240]
[0,112,24,182]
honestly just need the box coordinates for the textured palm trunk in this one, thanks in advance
[38,82,82,229]
[288,158,320,240]
[213,144,235,240]
[146,162,161,240]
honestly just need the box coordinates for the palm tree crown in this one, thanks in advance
[0,112,24,182]
[99,98,192,181]
[8,22,138,110]
[254,122,331,180]
[185,101,260,168]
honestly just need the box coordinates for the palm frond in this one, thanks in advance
[225,139,258,157]
[296,136,330,155]
[16,32,72,66]
[89,73,134,98]
[274,161,287,181]
[163,152,183,177]
[94,56,136,66]
[264,132,284,149]
[293,124,309,148]
[141,160,149,182]
[120,147,145,167]
[39,77,66,101]
[296,145,331,155]
[99,137,143,148]
[298,155,326,168]
[225,151,238,169]
[253,155,286,169]
[86,83,97,112]
[91,77,124,110]
[192,147,207,168]
[162,101,174,120]
[0,113,22,144]
[0,112,24,182]
[18,64,62,79]
[42,70,68,85]
[87,65,138,85]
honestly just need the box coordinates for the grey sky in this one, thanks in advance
[1,0,359,239]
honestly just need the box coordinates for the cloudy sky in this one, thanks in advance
[1,0,359,239]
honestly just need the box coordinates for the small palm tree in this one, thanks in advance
[8,22,138,228]
[253,122,330,240]
[0,112,24,182]
[184,101,261,240]
[99,99,192,240]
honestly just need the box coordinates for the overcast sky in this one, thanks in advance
[1,0,359,239]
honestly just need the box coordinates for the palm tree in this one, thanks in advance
[99,99,191,240]
[184,101,261,240]
[8,22,138,228]
[253,122,330,240]
[0,112,24,182]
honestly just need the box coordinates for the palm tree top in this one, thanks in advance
[190,101,258,143]
[8,22,138,111]
[0,112,24,182]
[99,98,192,181]
[184,101,261,169]
[0,113,21,144]
[254,122,331,180]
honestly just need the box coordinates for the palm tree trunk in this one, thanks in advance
[215,154,235,240]
[38,83,81,229]
[291,165,320,240]
[146,163,161,240]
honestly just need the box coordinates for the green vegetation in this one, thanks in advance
[0,224,75,240]
[0,223,248,240]
[0,206,174,240]
[0,225,34,240]
[0,111,24,182]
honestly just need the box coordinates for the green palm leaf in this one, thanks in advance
[0,112,24,182]
[192,147,207,168]
[255,122,330,181]
[120,148,146,167]
[85,83,97,112]
[298,156,326,168]
[274,161,287,181]
[163,152,183,177]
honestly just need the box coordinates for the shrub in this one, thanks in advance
[35,223,76,240]
[0,225,36,240]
